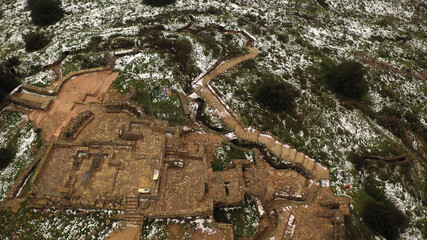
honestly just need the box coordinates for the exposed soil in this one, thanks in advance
[107,226,141,240]
[28,71,118,140]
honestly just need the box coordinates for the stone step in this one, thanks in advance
[302,156,309,165]
[294,152,305,163]
[280,146,290,160]
[283,214,295,239]
[287,149,297,162]
[270,209,290,240]
[305,158,315,172]
[126,215,142,220]
[271,143,282,157]
[126,219,144,225]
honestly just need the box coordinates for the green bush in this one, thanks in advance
[0,147,15,169]
[0,63,19,103]
[5,57,20,69]
[23,32,50,52]
[28,0,64,26]
[361,182,408,240]
[251,77,298,113]
[76,53,112,69]
[143,0,175,7]
[321,60,367,100]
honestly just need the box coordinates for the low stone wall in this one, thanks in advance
[21,84,55,96]
[19,66,111,97]
[104,99,144,119]
[2,143,49,202]
[30,142,55,190]
[145,202,214,219]
[9,95,52,110]
[60,110,94,140]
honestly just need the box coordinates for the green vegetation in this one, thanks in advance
[251,76,298,113]
[212,142,252,171]
[143,0,176,7]
[361,180,408,240]
[144,33,193,72]
[0,147,15,169]
[320,59,367,100]
[141,219,170,239]
[132,81,188,125]
[213,195,259,237]
[28,0,64,26]
[377,106,426,140]
[0,201,119,239]
[61,52,112,76]
[23,32,50,52]
[347,176,409,240]
[0,61,19,103]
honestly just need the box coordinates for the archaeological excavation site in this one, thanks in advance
[1,44,349,239]
[2,1,424,239]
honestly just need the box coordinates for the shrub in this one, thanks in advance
[252,77,298,113]
[0,64,19,103]
[0,147,15,169]
[23,32,50,52]
[321,60,367,100]
[75,53,112,70]
[5,57,20,69]
[28,0,64,26]
[143,0,175,7]
[362,197,407,240]
[361,182,408,240]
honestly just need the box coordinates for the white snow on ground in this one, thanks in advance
[192,218,217,234]
[21,69,56,86]
[0,0,425,238]
[0,116,38,201]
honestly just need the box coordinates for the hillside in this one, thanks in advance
[0,0,425,239]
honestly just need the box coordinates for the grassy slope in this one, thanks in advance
[0,0,425,239]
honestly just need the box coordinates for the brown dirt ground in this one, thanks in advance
[28,71,118,140]
[107,226,141,240]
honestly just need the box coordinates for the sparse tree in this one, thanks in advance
[143,0,176,7]
[23,32,50,52]
[28,0,64,26]
[252,77,298,113]
[322,60,367,100]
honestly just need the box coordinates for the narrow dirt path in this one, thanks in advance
[194,41,329,180]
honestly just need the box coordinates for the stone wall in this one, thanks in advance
[60,110,94,140]
[9,95,52,110]
[145,201,214,219]
[104,99,144,119]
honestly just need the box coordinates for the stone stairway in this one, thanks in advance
[270,207,296,240]
[125,197,144,225]
[269,139,328,179]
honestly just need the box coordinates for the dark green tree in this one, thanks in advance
[0,63,19,103]
[361,182,408,240]
[23,32,50,52]
[28,0,64,26]
[252,78,298,113]
[143,0,176,7]
[322,60,367,100]
[0,147,15,169]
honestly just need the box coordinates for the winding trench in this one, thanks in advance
[191,36,334,239]
[192,38,330,181]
